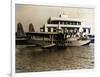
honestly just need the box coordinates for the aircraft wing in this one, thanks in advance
[24,32,57,48]
[25,32,58,36]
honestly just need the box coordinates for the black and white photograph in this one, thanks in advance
[15,4,95,73]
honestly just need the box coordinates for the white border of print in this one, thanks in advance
[11,0,99,77]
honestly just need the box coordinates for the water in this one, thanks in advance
[16,44,94,73]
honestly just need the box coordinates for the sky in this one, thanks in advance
[15,4,94,34]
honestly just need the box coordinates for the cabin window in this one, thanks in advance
[53,27,57,32]
[78,22,81,25]
[66,21,68,25]
[51,21,59,24]
[48,27,51,32]
[70,21,72,25]
[67,21,70,25]
[83,28,86,32]
[60,21,63,24]
[74,22,77,25]
[88,28,90,33]
[72,22,75,25]
[73,22,76,25]
[64,21,67,25]
[71,21,74,25]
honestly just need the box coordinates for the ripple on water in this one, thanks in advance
[16,44,94,73]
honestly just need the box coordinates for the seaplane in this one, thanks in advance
[16,14,92,48]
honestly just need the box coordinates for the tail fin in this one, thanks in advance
[16,22,26,37]
[29,23,35,32]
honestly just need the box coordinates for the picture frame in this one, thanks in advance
[11,0,97,77]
